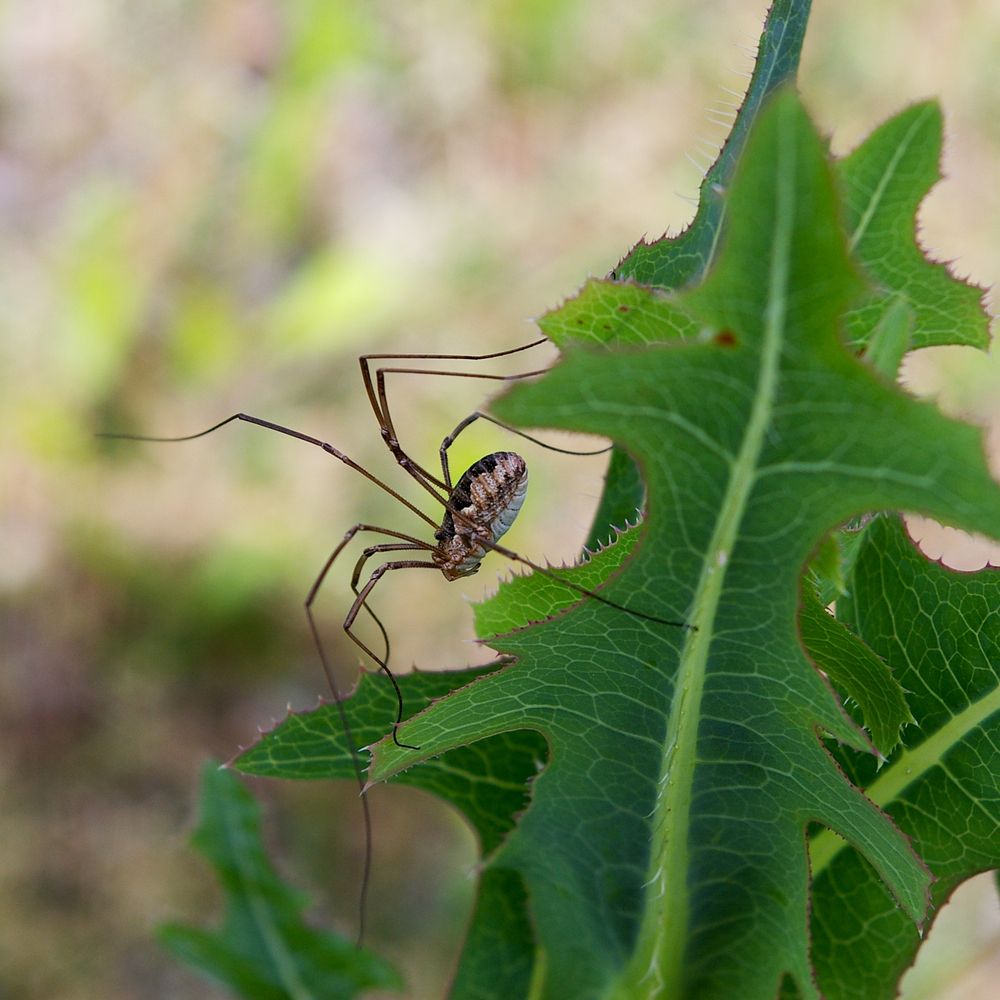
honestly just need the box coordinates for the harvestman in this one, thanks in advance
[101,337,691,939]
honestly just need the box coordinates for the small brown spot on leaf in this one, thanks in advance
[714,330,737,347]
[618,305,630,313]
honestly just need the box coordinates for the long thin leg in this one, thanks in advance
[371,364,550,495]
[485,536,693,630]
[104,414,688,629]
[302,610,372,947]
[348,364,694,628]
[438,410,611,490]
[367,363,690,630]
[98,413,443,530]
[348,542,429,666]
[307,524,435,688]
[359,338,548,439]
[359,339,550,493]
[303,524,436,944]
[342,560,442,750]
[362,349,611,496]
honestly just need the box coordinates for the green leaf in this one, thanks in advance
[798,580,913,755]
[803,515,1000,999]
[862,296,913,381]
[601,97,990,554]
[583,448,646,551]
[235,666,545,854]
[837,102,989,351]
[474,526,640,638]
[159,763,401,1000]
[447,869,537,1000]
[591,0,812,548]
[612,0,813,290]
[539,280,695,349]
[366,91,1000,999]
[807,529,848,600]
[807,517,875,608]
[234,668,546,1000]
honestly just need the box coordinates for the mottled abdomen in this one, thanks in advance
[434,451,528,580]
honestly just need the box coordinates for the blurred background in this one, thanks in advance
[1,1,998,997]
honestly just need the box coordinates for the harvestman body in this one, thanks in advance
[433,452,528,579]
[101,337,691,940]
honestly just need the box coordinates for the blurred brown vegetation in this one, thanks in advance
[1,2,998,998]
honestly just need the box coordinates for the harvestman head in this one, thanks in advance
[100,336,693,941]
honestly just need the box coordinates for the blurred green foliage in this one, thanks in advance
[1,1,997,998]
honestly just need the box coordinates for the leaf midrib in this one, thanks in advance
[607,103,798,999]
